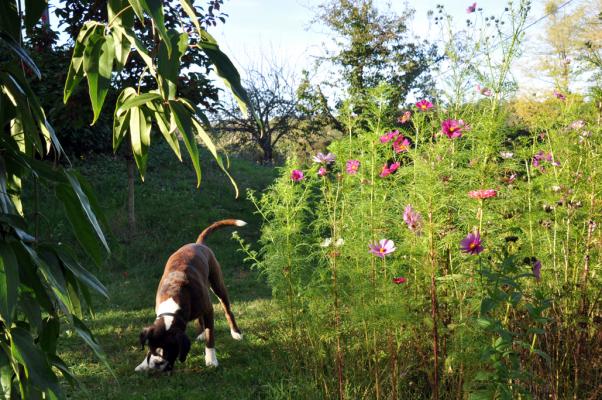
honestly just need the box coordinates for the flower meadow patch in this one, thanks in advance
[237,2,601,398]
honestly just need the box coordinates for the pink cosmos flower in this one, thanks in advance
[476,84,492,97]
[441,119,467,138]
[415,99,433,111]
[460,231,483,255]
[553,90,566,100]
[468,189,497,200]
[318,167,327,176]
[533,151,560,170]
[312,152,336,164]
[368,239,396,258]
[467,2,477,13]
[380,130,400,143]
[393,136,410,153]
[291,169,304,182]
[398,111,412,124]
[392,276,407,284]
[532,259,542,281]
[569,120,585,130]
[379,162,400,178]
[403,205,422,233]
[346,160,360,174]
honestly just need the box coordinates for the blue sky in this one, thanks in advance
[211,0,546,82]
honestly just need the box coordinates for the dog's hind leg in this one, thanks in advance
[208,257,243,341]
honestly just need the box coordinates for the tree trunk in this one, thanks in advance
[259,135,273,164]
[127,155,136,239]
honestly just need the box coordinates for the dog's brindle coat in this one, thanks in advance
[135,219,245,372]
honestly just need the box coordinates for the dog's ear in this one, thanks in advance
[139,326,152,350]
[177,332,191,363]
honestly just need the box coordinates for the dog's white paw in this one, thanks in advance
[205,347,219,367]
[230,329,243,341]
[196,332,205,342]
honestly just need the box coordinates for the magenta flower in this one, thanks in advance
[467,2,477,13]
[441,119,467,138]
[415,99,433,111]
[532,259,542,281]
[553,90,566,100]
[460,231,483,255]
[403,205,422,234]
[379,130,399,143]
[312,152,336,164]
[290,169,304,182]
[392,276,407,284]
[398,111,412,124]
[379,162,400,178]
[393,136,410,153]
[318,167,327,176]
[468,189,497,200]
[368,239,396,258]
[346,160,360,174]
[533,151,560,171]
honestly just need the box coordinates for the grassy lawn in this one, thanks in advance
[39,144,291,399]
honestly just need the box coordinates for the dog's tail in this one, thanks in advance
[196,219,247,244]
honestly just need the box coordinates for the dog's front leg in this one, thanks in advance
[203,311,218,367]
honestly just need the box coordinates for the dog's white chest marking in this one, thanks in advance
[156,297,180,330]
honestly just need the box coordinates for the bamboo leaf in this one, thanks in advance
[55,247,108,299]
[64,22,101,103]
[0,31,40,79]
[197,30,254,119]
[0,243,19,326]
[71,317,115,379]
[118,92,162,112]
[169,100,201,187]
[192,114,239,198]
[83,33,115,125]
[9,327,62,397]
[129,106,151,179]
[113,87,136,151]
[141,0,171,55]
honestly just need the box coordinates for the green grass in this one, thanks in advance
[38,143,293,399]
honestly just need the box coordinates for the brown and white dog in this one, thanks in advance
[134,219,246,372]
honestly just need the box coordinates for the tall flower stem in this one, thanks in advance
[428,208,440,400]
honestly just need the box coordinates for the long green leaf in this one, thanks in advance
[63,170,110,260]
[169,100,201,187]
[129,106,151,179]
[118,92,162,112]
[9,327,62,397]
[178,0,202,35]
[140,0,171,55]
[0,243,19,326]
[55,185,104,266]
[72,317,115,379]
[127,0,146,24]
[0,31,40,79]
[0,348,13,400]
[64,22,101,103]
[148,102,181,160]
[83,33,115,125]
[192,115,239,198]
[55,247,108,299]
[113,87,136,151]
[197,30,254,119]
[157,30,188,100]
